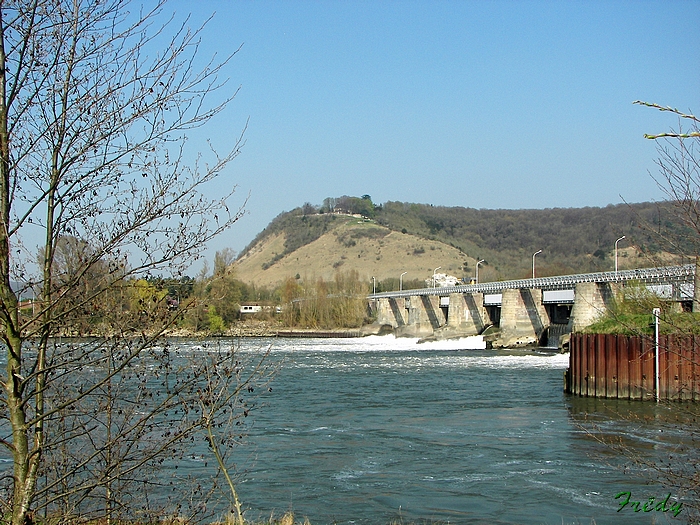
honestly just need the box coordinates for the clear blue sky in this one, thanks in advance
[166,0,700,265]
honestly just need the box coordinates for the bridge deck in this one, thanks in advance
[368,264,696,299]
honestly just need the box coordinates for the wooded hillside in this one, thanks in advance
[235,197,692,287]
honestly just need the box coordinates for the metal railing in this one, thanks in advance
[368,264,696,299]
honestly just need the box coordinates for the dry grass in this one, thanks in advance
[233,220,473,289]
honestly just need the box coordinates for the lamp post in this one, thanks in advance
[615,235,626,278]
[532,250,542,279]
[653,307,660,402]
[475,259,485,284]
[400,271,407,291]
[432,266,441,288]
[371,276,377,313]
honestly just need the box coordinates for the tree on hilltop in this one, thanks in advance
[335,195,375,218]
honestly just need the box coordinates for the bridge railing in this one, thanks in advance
[368,264,696,299]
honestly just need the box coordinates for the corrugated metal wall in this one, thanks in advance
[566,333,699,401]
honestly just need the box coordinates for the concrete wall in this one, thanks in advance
[371,277,697,349]
[378,292,492,340]
[494,288,550,348]
[395,295,445,338]
[374,283,628,345]
[375,297,406,329]
[569,282,618,332]
[445,292,490,335]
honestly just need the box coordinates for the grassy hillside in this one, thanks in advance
[234,216,470,290]
[233,198,693,290]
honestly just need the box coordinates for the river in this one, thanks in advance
[208,335,691,525]
[1,335,693,524]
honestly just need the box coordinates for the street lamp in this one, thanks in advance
[532,250,542,279]
[400,271,407,291]
[372,276,376,295]
[615,235,626,277]
[432,266,441,288]
[475,259,485,284]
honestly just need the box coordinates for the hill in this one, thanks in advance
[234,215,469,290]
[233,198,692,290]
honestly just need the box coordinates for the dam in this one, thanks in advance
[368,264,696,348]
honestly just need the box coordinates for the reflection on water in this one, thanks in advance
[566,395,699,515]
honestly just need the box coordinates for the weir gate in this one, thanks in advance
[368,265,696,348]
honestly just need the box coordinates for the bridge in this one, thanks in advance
[367,265,696,348]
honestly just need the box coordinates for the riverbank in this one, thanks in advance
[164,320,387,339]
[56,319,488,343]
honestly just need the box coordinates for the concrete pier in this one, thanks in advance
[396,295,446,338]
[369,265,694,345]
[569,282,617,332]
[494,288,549,348]
[446,292,489,335]
[375,297,406,329]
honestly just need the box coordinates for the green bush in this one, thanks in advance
[208,308,227,334]
[583,312,700,336]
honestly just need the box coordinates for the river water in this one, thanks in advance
[215,335,692,525]
[1,335,693,524]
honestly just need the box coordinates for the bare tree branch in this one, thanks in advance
[0,1,257,523]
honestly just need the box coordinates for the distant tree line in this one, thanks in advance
[26,239,374,335]
[375,200,693,277]
[278,269,370,329]
[188,255,373,331]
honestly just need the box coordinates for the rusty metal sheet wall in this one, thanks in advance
[566,333,700,401]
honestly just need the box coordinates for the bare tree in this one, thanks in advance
[635,101,700,310]
[0,1,250,523]
[214,248,237,278]
[198,343,274,525]
[627,101,700,519]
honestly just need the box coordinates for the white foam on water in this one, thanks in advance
[173,335,571,372]
[273,334,486,352]
[364,334,486,350]
[175,336,572,371]
[463,352,570,369]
